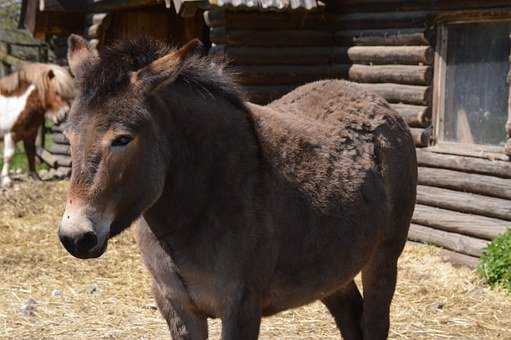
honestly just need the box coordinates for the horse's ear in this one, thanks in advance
[67,34,97,78]
[133,39,204,91]
[46,69,55,80]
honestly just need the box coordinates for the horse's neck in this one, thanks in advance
[0,84,36,136]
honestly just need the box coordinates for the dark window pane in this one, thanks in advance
[443,22,510,146]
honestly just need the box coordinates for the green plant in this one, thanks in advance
[478,230,511,293]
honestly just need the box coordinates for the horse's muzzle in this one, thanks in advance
[59,205,109,259]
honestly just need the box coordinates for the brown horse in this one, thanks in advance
[0,62,75,187]
[59,35,417,340]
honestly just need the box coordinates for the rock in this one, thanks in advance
[51,289,63,297]
[87,284,98,294]
[20,298,37,317]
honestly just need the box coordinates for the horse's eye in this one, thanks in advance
[111,135,133,147]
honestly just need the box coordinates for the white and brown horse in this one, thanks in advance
[0,62,75,187]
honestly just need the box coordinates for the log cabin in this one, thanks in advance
[20,0,511,267]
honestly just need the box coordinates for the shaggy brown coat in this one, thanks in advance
[60,36,417,340]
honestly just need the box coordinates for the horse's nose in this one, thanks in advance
[58,227,98,259]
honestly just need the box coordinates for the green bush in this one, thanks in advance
[478,230,511,293]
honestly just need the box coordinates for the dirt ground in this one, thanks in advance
[1,179,510,339]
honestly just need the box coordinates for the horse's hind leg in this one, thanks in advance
[321,280,363,340]
[23,137,40,180]
[152,281,208,340]
[1,133,15,187]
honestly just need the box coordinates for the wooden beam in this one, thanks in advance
[410,128,431,147]
[347,46,433,65]
[418,167,511,200]
[36,147,57,168]
[235,64,348,85]
[408,224,488,258]
[336,28,432,46]
[357,83,431,105]
[330,10,431,30]
[412,204,510,240]
[49,143,70,156]
[440,249,479,269]
[209,45,349,65]
[243,84,298,104]
[0,50,24,66]
[417,185,511,222]
[390,103,431,128]
[51,132,69,145]
[210,28,334,46]
[417,149,511,178]
[349,65,432,85]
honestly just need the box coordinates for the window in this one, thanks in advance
[436,21,510,148]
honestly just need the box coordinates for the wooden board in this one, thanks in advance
[209,45,349,65]
[347,46,433,65]
[440,249,479,269]
[417,148,511,178]
[335,28,431,46]
[357,83,431,105]
[418,167,511,200]
[417,185,511,221]
[412,204,510,240]
[349,64,432,85]
[210,28,334,46]
[408,224,488,257]
[410,128,431,147]
[235,64,348,85]
[390,103,431,127]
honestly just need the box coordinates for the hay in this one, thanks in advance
[0,179,510,339]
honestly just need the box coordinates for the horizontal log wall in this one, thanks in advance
[206,9,345,104]
[332,7,434,144]
[413,149,511,264]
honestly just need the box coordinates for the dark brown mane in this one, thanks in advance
[80,37,245,108]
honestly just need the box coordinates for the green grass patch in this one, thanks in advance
[478,230,511,294]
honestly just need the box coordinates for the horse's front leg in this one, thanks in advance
[1,133,15,187]
[152,281,208,340]
[23,138,40,180]
[221,289,262,340]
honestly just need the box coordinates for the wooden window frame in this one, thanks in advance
[432,14,511,160]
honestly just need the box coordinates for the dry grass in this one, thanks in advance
[0,179,510,339]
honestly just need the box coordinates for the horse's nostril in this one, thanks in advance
[76,231,98,252]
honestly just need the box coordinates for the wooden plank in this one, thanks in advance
[410,128,431,147]
[331,10,431,30]
[408,224,488,257]
[412,204,510,240]
[209,45,349,65]
[52,133,70,145]
[336,28,432,46]
[417,185,511,221]
[36,147,57,169]
[235,64,348,85]
[0,50,24,66]
[418,167,511,200]
[349,64,432,85]
[440,249,479,269]
[357,83,431,105]
[49,144,70,156]
[347,46,433,65]
[210,28,334,46]
[428,143,509,162]
[243,84,298,104]
[417,149,511,178]
[390,103,431,127]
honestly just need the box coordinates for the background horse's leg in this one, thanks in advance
[152,281,208,340]
[321,280,363,340]
[23,137,40,180]
[1,133,15,187]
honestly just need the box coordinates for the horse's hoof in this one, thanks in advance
[1,177,13,188]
